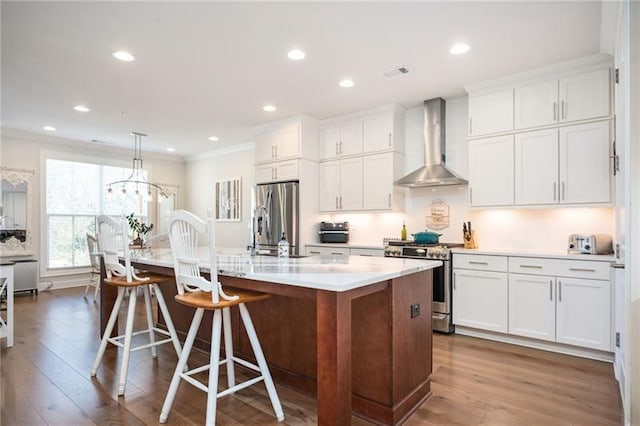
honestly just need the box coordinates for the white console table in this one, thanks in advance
[0,262,14,348]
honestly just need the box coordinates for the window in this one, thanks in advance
[45,159,148,270]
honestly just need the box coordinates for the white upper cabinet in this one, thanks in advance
[363,114,393,153]
[559,121,611,204]
[514,80,559,129]
[363,153,394,210]
[515,68,611,130]
[559,68,611,123]
[513,122,610,206]
[466,56,613,208]
[319,161,341,211]
[514,128,559,205]
[469,135,514,207]
[319,158,363,212]
[255,160,300,184]
[468,90,514,137]
[319,122,362,160]
[256,122,300,163]
[255,117,319,167]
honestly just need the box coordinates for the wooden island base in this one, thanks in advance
[104,262,433,425]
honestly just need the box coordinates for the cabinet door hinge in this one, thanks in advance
[616,332,621,348]
[615,68,620,84]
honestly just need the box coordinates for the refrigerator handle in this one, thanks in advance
[265,189,273,240]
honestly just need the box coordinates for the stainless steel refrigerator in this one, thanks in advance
[253,181,299,255]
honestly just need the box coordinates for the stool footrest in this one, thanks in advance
[106,328,175,351]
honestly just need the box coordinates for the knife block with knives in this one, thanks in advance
[463,221,477,249]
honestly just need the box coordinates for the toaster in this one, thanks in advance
[568,234,613,255]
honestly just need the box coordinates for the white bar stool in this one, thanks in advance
[159,210,284,426]
[0,264,14,348]
[90,215,183,396]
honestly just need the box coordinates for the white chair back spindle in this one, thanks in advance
[168,210,237,304]
[97,215,132,282]
[168,210,214,297]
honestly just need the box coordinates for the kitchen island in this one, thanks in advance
[99,249,440,425]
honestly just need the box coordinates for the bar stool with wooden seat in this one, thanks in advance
[91,215,183,396]
[159,210,284,425]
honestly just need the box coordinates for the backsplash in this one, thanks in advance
[322,206,614,252]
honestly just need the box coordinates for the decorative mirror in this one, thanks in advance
[0,167,35,256]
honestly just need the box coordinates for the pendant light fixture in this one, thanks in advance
[107,132,168,198]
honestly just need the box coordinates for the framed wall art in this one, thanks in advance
[215,178,241,221]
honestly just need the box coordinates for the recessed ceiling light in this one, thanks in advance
[339,79,355,88]
[43,125,56,131]
[113,51,135,62]
[166,148,175,152]
[73,105,90,112]
[263,105,277,112]
[450,43,470,55]
[287,49,306,60]
[208,136,219,141]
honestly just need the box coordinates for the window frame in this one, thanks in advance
[40,150,153,277]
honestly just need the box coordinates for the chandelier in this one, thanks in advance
[107,132,168,198]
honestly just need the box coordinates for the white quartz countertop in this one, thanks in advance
[132,248,441,292]
[451,247,616,262]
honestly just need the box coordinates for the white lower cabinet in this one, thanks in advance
[508,256,612,351]
[508,273,556,341]
[305,245,383,257]
[556,277,611,351]
[306,246,349,256]
[455,254,613,353]
[452,268,508,333]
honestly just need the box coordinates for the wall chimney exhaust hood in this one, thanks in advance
[395,98,468,188]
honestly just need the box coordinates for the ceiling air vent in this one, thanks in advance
[383,66,409,79]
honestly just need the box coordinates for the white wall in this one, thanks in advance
[323,96,614,251]
[0,129,185,288]
[184,144,255,248]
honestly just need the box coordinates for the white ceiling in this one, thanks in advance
[1,1,605,157]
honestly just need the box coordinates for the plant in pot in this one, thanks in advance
[125,213,154,248]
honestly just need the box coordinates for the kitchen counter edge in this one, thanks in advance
[451,247,616,262]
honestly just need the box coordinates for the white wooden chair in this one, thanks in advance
[159,210,284,425]
[0,277,7,333]
[91,215,183,396]
[84,233,101,302]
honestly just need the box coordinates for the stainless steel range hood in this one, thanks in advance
[395,98,468,187]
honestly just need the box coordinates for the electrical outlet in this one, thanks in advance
[410,303,420,318]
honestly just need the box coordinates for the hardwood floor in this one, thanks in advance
[1,287,623,425]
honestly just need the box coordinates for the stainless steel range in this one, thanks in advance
[384,241,463,333]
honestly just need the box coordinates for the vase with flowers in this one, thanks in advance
[125,213,154,248]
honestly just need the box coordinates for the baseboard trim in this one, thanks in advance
[455,326,614,362]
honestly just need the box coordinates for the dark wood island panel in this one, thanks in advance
[102,260,433,425]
